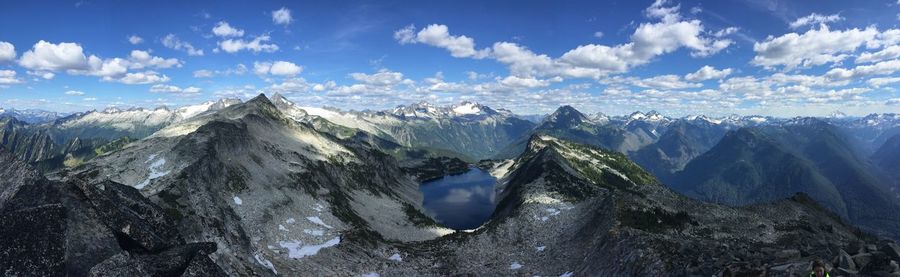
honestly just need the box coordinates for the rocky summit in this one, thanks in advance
[1,95,899,276]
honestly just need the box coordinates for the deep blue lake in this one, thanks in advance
[420,168,498,230]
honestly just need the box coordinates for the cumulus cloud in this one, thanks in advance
[867,76,900,87]
[685,65,732,81]
[272,7,293,25]
[752,26,878,69]
[825,59,900,80]
[0,70,22,85]
[128,35,143,45]
[349,69,409,86]
[0,41,15,62]
[64,90,85,96]
[253,61,302,76]
[162,34,204,56]
[856,45,900,64]
[128,50,181,69]
[217,35,279,53]
[397,1,732,80]
[394,24,490,59]
[109,71,170,84]
[631,74,702,89]
[18,41,90,71]
[212,21,244,37]
[149,84,201,94]
[789,13,843,29]
[499,76,551,88]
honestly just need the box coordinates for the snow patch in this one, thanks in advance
[303,229,324,236]
[135,155,170,189]
[233,196,243,205]
[254,253,277,274]
[307,216,333,229]
[286,218,296,224]
[361,273,380,277]
[560,272,574,277]
[279,225,288,231]
[279,236,341,259]
[388,253,402,262]
[536,246,546,252]
[510,262,523,270]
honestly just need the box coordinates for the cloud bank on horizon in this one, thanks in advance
[0,0,898,116]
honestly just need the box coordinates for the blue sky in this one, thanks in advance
[0,0,898,116]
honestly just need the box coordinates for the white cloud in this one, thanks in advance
[269,61,302,76]
[218,35,279,53]
[399,1,731,80]
[593,31,604,39]
[128,50,181,69]
[631,74,702,89]
[0,70,22,85]
[789,13,843,29]
[752,26,878,69]
[712,27,739,37]
[162,34,204,56]
[856,45,900,64]
[312,80,336,92]
[491,42,559,77]
[212,21,245,37]
[108,71,170,84]
[867,76,900,87]
[0,41,15,62]
[128,35,143,45]
[272,7,293,25]
[349,69,409,86]
[253,61,302,76]
[685,65,732,81]
[193,64,247,78]
[29,71,55,80]
[193,69,213,78]
[150,84,201,94]
[394,24,490,59]
[83,97,97,101]
[499,76,550,88]
[64,90,84,96]
[18,41,90,71]
[825,59,900,80]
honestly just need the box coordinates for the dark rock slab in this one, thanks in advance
[76,179,182,252]
[89,242,219,276]
[0,204,68,276]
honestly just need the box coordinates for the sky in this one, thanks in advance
[0,0,898,117]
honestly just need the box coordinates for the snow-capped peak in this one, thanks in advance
[829,111,848,118]
[629,111,646,120]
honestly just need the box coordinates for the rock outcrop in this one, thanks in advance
[0,148,224,276]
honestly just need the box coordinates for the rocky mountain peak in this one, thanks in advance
[542,105,587,128]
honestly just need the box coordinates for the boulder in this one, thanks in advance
[839,249,857,271]
[881,242,900,260]
[853,253,874,269]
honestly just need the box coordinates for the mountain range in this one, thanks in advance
[2,95,900,275]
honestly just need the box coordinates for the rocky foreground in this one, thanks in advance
[1,95,898,276]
